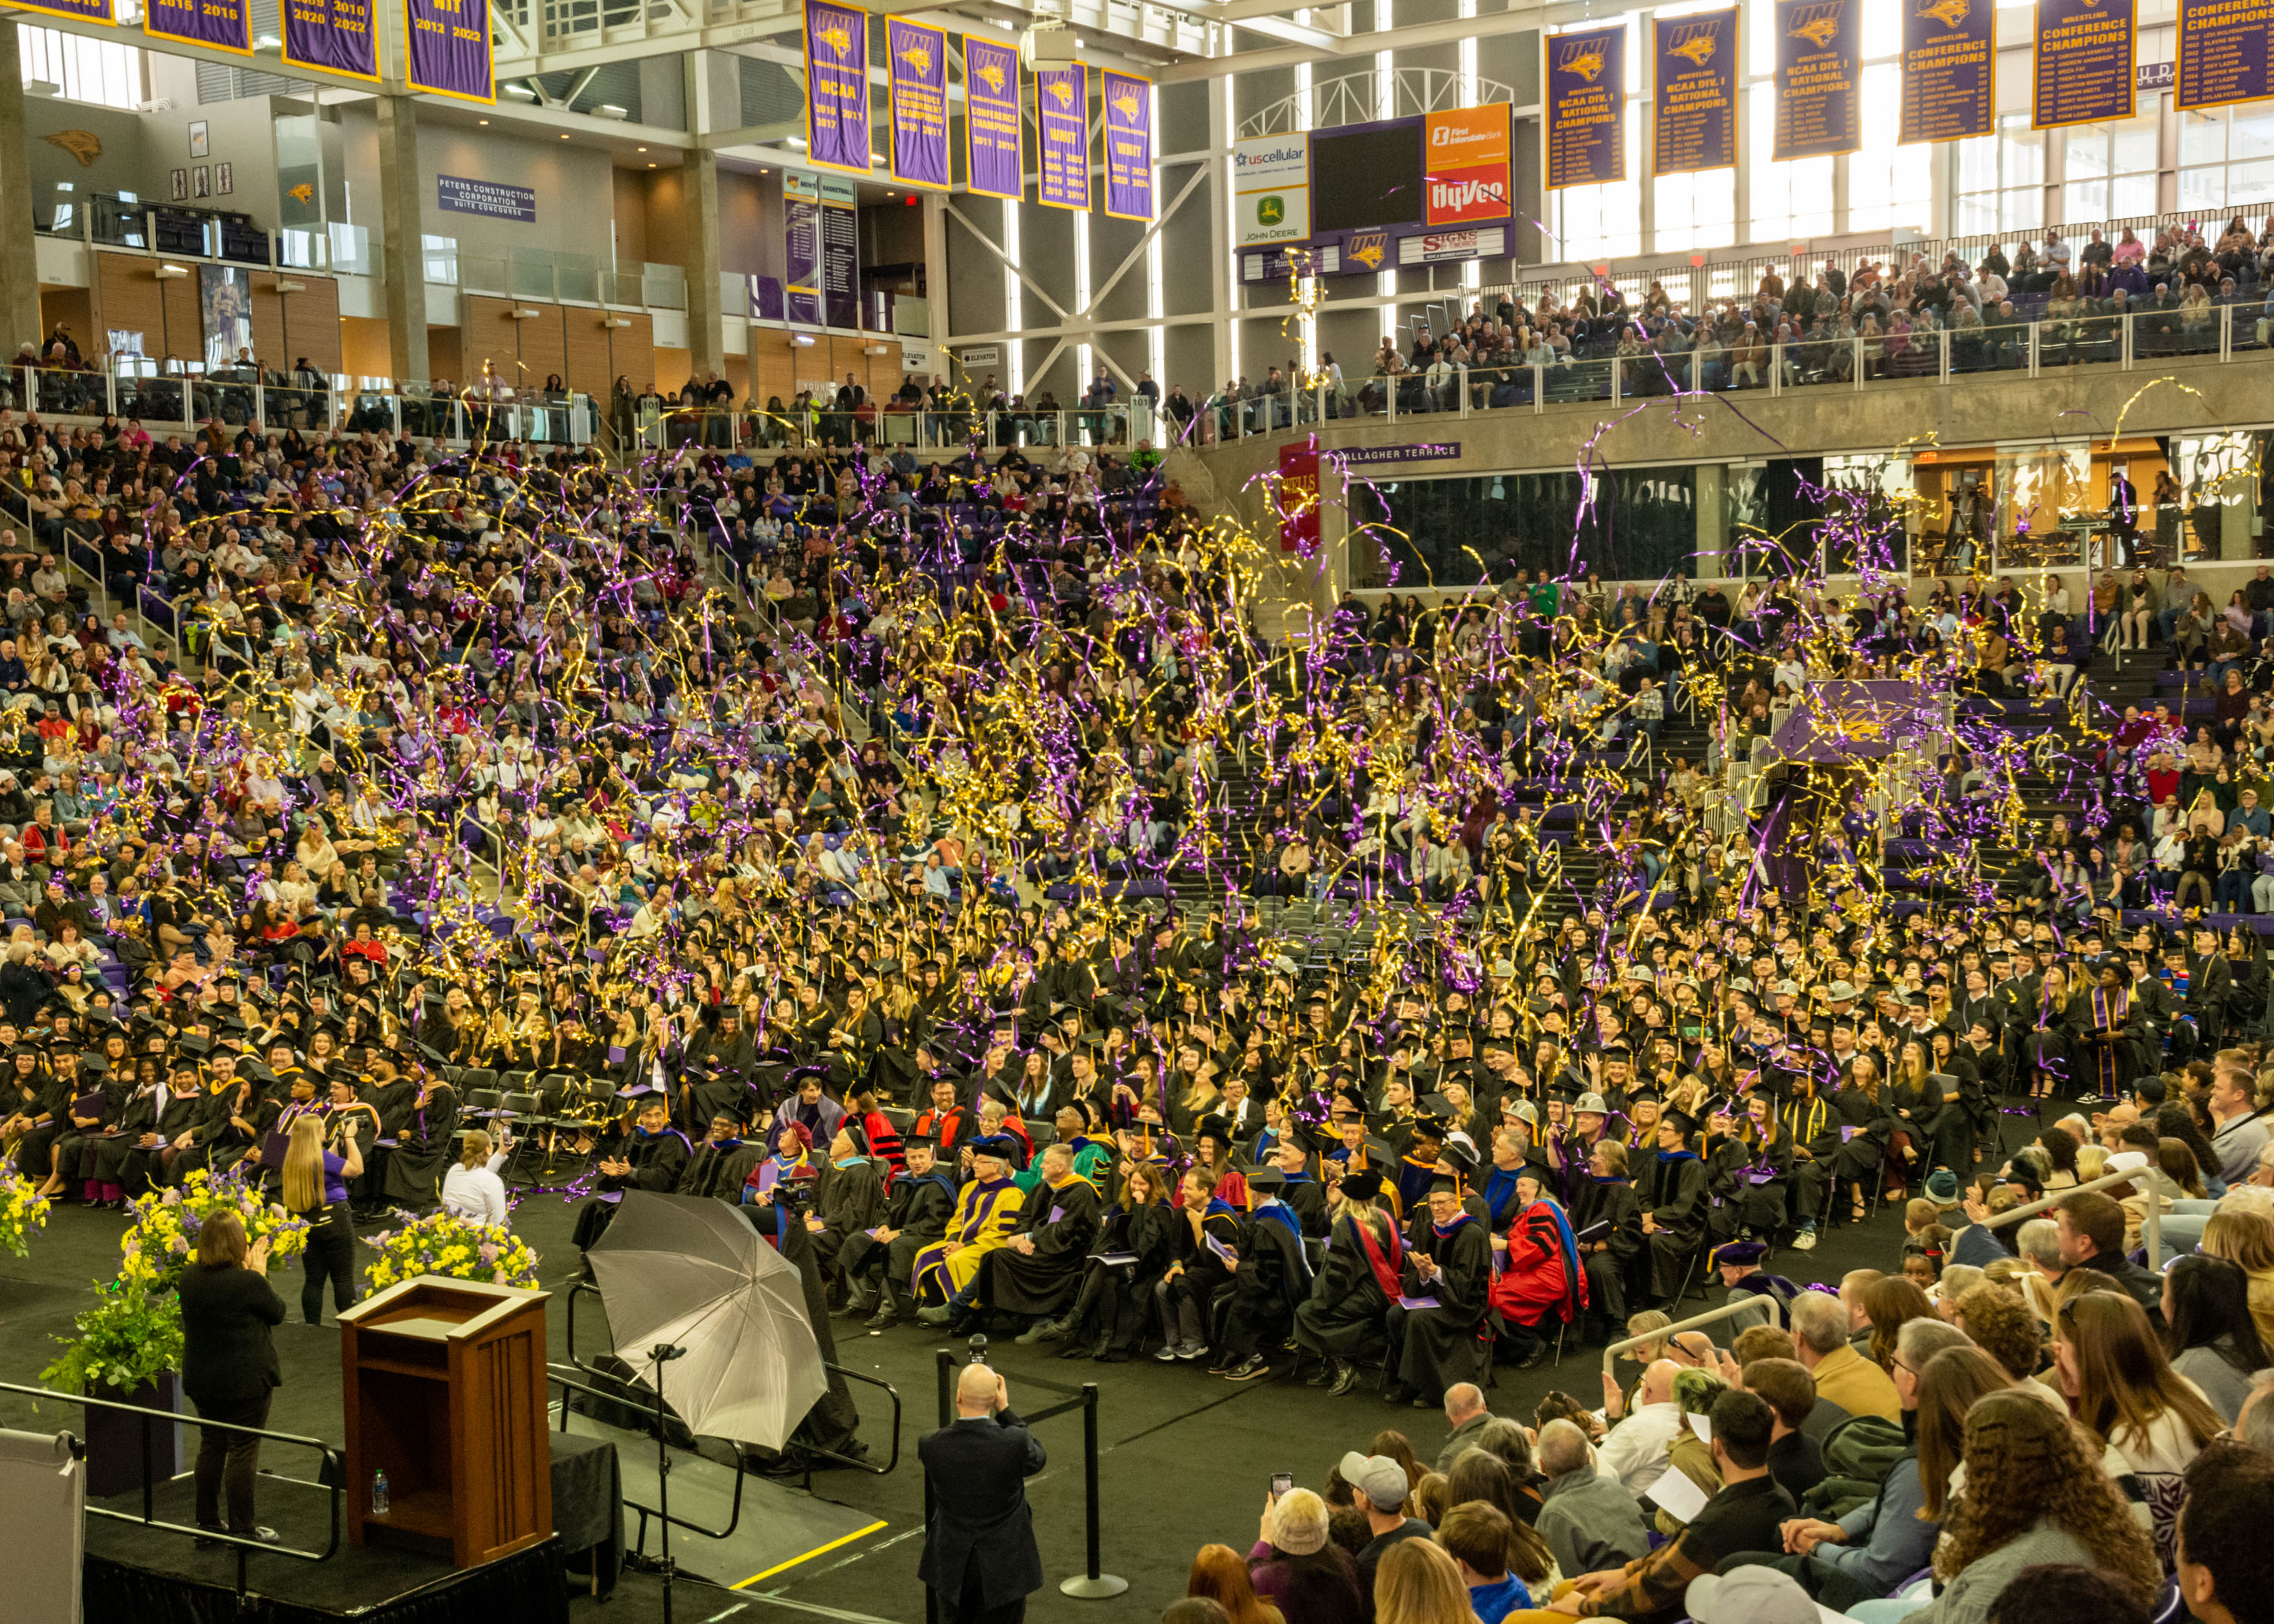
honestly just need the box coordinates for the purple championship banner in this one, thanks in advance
[888,18,951,190]
[1101,69,1154,221]
[803,0,871,175]
[1652,9,1737,176]
[1902,0,1993,143]
[1034,64,1090,211]
[146,0,251,55]
[13,0,113,26]
[283,0,380,83]
[403,0,493,103]
[1774,0,1860,159]
[2177,0,2274,112]
[962,36,1023,199]
[1543,25,1626,189]
[2034,0,2135,129]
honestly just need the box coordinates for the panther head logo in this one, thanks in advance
[42,130,101,167]
[1557,41,1607,82]
[1918,0,1969,27]
[1110,85,1142,121]
[1669,32,1719,67]
[974,61,1007,95]
[1788,7,1843,49]
[816,23,851,58]
[899,45,932,75]
[1048,77,1075,110]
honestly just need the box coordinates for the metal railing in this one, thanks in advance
[1972,1163,2163,1266]
[2,365,595,447]
[0,1376,344,1597]
[634,402,1170,456]
[1305,302,2264,437]
[1600,1293,1787,1377]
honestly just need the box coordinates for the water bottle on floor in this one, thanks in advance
[372,1469,390,1518]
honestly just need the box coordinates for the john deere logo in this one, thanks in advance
[1257,196,1285,226]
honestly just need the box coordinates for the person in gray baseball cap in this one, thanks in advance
[1339,1449,1430,1591]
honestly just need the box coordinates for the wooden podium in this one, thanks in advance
[339,1275,553,1569]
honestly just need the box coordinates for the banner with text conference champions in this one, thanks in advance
[962,36,1023,199]
[803,0,871,174]
[1901,0,1993,144]
[146,0,250,54]
[403,0,493,102]
[887,18,951,189]
[2178,0,2274,112]
[284,0,379,81]
[2034,0,2135,128]
[1774,0,1860,160]
[1035,64,1090,210]
[14,0,111,27]
[1544,25,1625,190]
[1652,9,1737,176]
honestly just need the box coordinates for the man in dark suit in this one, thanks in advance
[919,1361,1047,1623]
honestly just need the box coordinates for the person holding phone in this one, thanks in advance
[178,1209,286,1544]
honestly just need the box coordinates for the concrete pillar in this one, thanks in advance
[2222,472,2256,560]
[0,25,42,356]
[1696,463,1727,577]
[376,95,430,383]
[681,149,726,381]
[1317,453,1350,604]
[1207,81,1233,387]
[922,192,951,364]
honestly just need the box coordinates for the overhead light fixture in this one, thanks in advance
[504,82,537,100]
[276,279,306,293]
[786,137,806,148]
[559,133,570,139]
[255,33,280,48]
[479,118,489,125]
[155,264,189,280]
[510,307,544,320]
[637,146,647,152]
[593,105,628,120]
[23,80,59,98]
[604,317,633,330]
[790,333,816,346]
[647,162,656,168]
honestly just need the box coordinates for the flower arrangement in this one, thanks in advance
[118,1167,310,1290]
[0,1166,52,1256]
[364,1209,541,1291]
[40,1279,185,1396]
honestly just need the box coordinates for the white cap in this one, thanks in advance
[1682,1569,1821,1624]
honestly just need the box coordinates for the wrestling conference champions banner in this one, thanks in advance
[803,0,872,174]
[1653,9,1737,176]
[1035,64,1090,211]
[1544,26,1626,190]
[888,19,951,190]
[1774,0,1859,160]
[1102,69,1155,221]
[2034,0,2135,128]
[1902,0,1993,145]
[2177,0,2274,113]
[285,0,380,82]
[963,37,1024,200]
[404,0,493,102]
[146,0,252,54]
[12,0,112,26]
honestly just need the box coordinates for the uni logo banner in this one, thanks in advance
[1544,25,1626,189]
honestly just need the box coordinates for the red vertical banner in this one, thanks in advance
[1279,439,1321,555]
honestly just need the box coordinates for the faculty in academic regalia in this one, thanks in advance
[910,1134,1025,1310]
[960,1143,1103,1336]
[1153,1162,1242,1362]
[1640,1106,1710,1307]
[1488,1171,1586,1369]
[842,1134,957,1328]
[1709,1238,1799,1335]
[571,1096,691,1250]
[1571,1138,1644,1335]
[1266,1134,1328,1237]
[1384,1172,1494,1407]
[1295,1169,1402,1395]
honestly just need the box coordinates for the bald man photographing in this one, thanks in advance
[919,1359,1048,1623]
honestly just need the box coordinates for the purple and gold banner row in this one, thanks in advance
[803,0,871,174]
[1101,67,1154,221]
[2034,0,2135,128]
[284,0,380,82]
[888,17,951,190]
[2177,0,2274,112]
[1901,0,1992,145]
[962,36,1023,199]
[1034,63,1089,211]
[1653,9,1736,177]
[146,0,251,55]
[1543,26,1625,190]
[1774,0,1859,160]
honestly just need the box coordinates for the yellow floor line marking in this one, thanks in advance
[729,1520,890,1590]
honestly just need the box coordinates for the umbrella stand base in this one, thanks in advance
[1059,1574,1129,1600]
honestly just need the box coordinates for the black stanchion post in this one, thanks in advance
[1057,1381,1126,1599]
[926,1350,953,1624]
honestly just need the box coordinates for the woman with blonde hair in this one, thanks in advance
[441,1127,511,1228]
[2200,1205,2274,1350]
[1371,1537,1477,1624]
[279,1112,362,1325]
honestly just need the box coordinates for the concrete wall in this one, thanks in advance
[338,104,619,268]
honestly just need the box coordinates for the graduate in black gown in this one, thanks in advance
[1295,1169,1402,1396]
[381,1066,461,1205]
[1640,1105,1710,1306]
[1054,1157,1176,1362]
[1384,1171,1493,1406]
[1208,1165,1311,1380]
[744,1200,866,1472]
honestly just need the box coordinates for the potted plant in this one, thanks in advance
[0,1166,52,1256]
[41,1279,188,1499]
[365,1209,542,1290]
[118,1167,308,1291]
